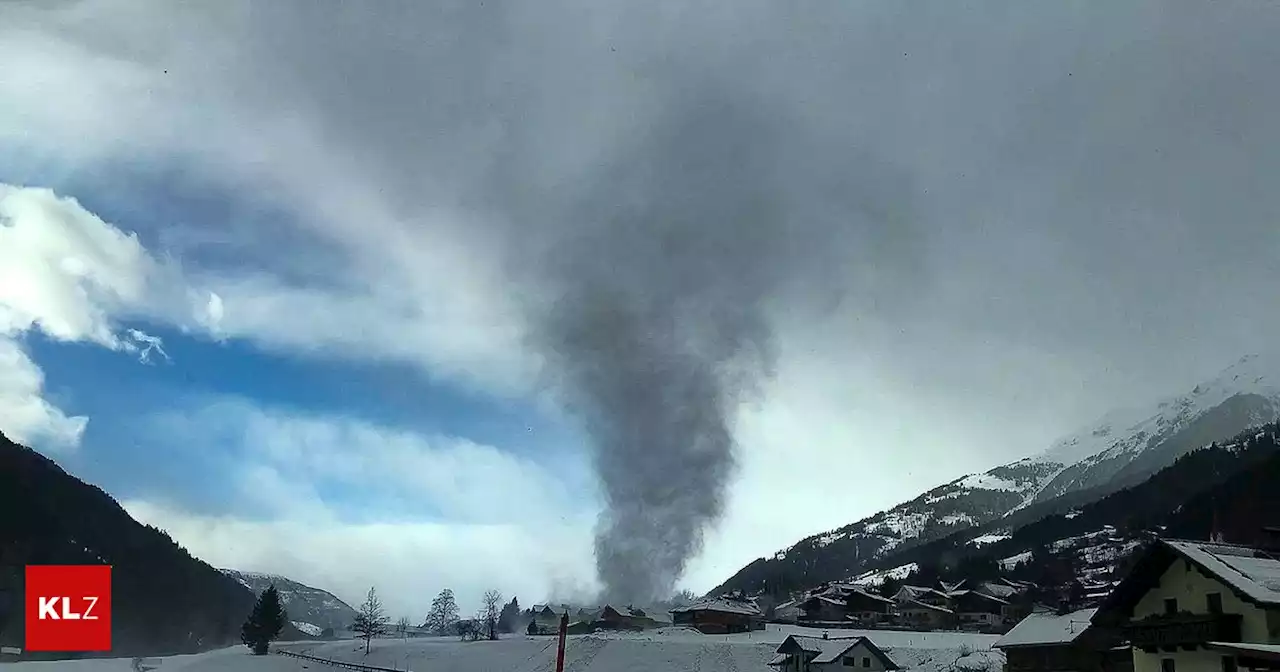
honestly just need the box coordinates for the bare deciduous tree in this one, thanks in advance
[481,590,503,641]
[395,615,411,639]
[352,587,389,655]
[424,588,459,635]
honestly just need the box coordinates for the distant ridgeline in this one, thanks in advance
[719,421,1280,599]
[714,357,1280,598]
[0,431,306,659]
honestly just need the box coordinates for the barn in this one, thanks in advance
[670,596,765,634]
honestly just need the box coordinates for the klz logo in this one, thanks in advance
[25,565,112,652]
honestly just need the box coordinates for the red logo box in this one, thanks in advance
[25,565,112,652]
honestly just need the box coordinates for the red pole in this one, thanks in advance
[555,612,569,672]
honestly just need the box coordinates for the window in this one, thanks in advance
[1162,659,1176,672]
[1164,598,1178,615]
[864,657,873,668]
[844,657,858,667]
[1222,657,1237,672]
[1207,593,1223,614]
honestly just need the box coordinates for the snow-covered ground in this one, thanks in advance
[291,621,323,637]
[850,562,918,586]
[7,626,1002,672]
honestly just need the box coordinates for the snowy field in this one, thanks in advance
[6,625,1003,672]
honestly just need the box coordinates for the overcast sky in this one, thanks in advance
[3,0,1280,616]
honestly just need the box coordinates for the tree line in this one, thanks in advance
[238,583,531,656]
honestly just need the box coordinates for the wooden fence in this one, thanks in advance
[275,648,414,672]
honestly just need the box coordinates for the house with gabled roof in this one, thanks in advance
[671,595,763,634]
[769,634,900,672]
[951,589,1012,631]
[1092,537,1280,672]
[995,607,1130,672]
[897,598,955,630]
[893,584,953,608]
[529,604,572,633]
[801,594,855,623]
[797,583,897,625]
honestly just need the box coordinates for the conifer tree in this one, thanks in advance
[241,585,287,655]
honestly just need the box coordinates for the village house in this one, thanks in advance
[671,596,765,634]
[892,585,957,629]
[530,604,571,632]
[975,580,1038,625]
[847,588,898,626]
[802,594,857,623]
[774,598,804,623]
[994,607,1131,672]
[797,583,897,626]
[894,585,954,608]
[951,589,1012,631]
[980,581,1023,600]
[1092,537,1280,672]
[768,634,901,672]
[895,599,955,630]
[585,604,666,631]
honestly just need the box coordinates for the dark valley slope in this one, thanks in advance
[0,431,303,658]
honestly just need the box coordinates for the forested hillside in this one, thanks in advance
[0,431,304,658]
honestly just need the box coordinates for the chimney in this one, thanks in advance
[1209,505,1226,544]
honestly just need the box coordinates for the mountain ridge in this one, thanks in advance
[711,354,1280,597]
[219,568,357,635]
[0,430,305,658]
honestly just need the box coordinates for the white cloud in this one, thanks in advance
[0,184,174,449]
[170,398,594,524]
[2,7,540,399]
[0,185,154,346]
[124,498,596,620]
[127,400,598,617]
[0,178,535,453]
[0,338,86,450]
[192,272,536,396]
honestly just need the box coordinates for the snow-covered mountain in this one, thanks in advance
[712,354,1280,596]
[1023,354,1280,504]
[219,569,357,635]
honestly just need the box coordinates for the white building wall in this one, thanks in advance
[1130,557,1277,672]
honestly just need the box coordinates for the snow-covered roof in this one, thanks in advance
[669,596,762,616]
[780,635,854,655]
[1165,540,1280,605]
[957,590,1009,605]
[993,608,1098,649]
[898,585,950,599]
[776,635,901,669]
[850,588,897,605]
[1207,642,1280,661]
[903,599,954,614]
[804,595,848,608]
[813,641,867,665]
[978,582,1019,598]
